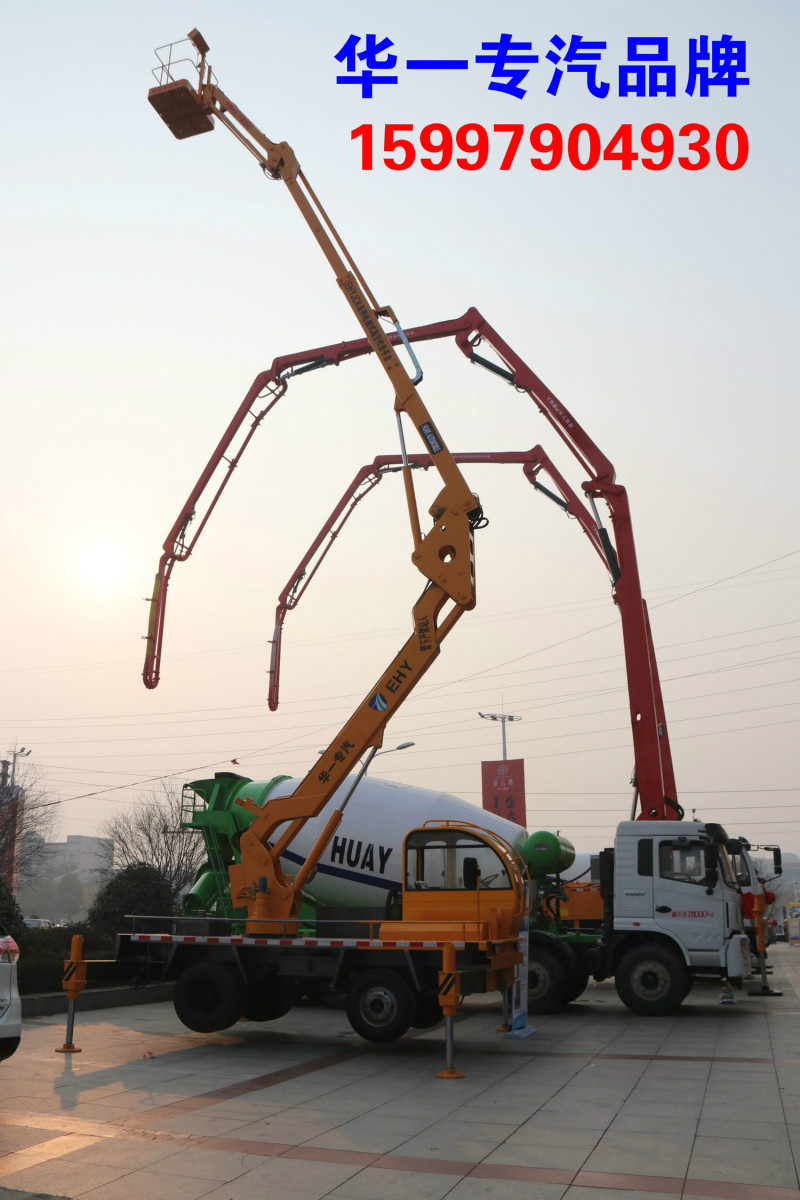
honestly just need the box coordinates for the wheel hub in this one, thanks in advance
[361,987,397,1026]
[528,967,550,999]
[634,962,669,998]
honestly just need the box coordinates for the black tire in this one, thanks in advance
[615,944,688,1016]
[346,970,414,1043]
[527,947,568,1014]
[174,961,245,1033]
[564,969,590,1004]
[243,978,294,1022]
[410,993,443,1029]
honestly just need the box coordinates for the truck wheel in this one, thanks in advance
[346,970,413,1043]
[528,948,568,1014]
[174,962,245,1033]
[243,978,294,1022]
[410,994,443,1029]
[564,969,590,1004]
[615,945,688,1016]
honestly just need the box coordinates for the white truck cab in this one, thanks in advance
[604,821,749,1014]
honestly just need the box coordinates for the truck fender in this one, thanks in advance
[607,931,690,976]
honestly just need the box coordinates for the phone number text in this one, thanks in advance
[351,122,748,171]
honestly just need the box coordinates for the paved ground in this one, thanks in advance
[3,946,800,1200]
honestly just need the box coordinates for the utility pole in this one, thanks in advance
[478,711,522,761]
[8,746,31,791]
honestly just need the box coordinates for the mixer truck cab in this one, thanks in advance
[525,820,750,1016]
[606,821,747,973]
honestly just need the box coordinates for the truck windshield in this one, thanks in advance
[405,829,511,891]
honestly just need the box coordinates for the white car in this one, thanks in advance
[0,923,21,1062]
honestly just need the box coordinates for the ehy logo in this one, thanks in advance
[368,659,413,711]
[384,658,412,695]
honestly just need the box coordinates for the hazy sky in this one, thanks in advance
[3,1,798,857]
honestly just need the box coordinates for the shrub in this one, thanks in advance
[88,863,177,934]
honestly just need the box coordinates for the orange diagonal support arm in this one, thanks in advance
[147,34,483,922]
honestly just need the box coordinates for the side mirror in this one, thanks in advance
[727,839,742,856]
[704,843,719,894]
[463,857,480,890]
[599,848,615,901]
[704,867,719,895]
[773,847,783,875]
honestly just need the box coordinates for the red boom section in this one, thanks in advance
[266,447,608,712]
[143,308,680,821]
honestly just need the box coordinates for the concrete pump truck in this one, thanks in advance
[126,32,763,1031]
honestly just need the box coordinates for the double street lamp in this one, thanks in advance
[478,712,522,761]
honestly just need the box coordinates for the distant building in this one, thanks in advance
[41,834,113,885]
[777,852,800,903]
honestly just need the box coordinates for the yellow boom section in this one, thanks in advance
[148,32,484,928]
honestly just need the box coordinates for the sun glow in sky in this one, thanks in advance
[71,541,131,597]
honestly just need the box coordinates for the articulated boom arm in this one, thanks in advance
[142,323,460,692]
[144,304,680,826]
[455,312,681,821]
[147,30,481,591]
[267,447,606,712]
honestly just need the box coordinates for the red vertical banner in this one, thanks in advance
[0,787,23,891]
[481,759,527,828]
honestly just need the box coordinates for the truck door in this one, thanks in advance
[653,836,725,965]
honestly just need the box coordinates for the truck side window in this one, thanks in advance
[728,850,751,888]
[405,829,511,891]
[637,840,653,876]
[658,841,706,885]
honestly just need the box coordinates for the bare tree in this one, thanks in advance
[751,854,793,908]
[0,757,60,888]
[100,782,206,899]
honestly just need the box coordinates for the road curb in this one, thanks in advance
[21,983,174,1018]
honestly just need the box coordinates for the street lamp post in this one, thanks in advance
[478,713,522,761]
[338,741,415,814]
[315,741,416,814]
